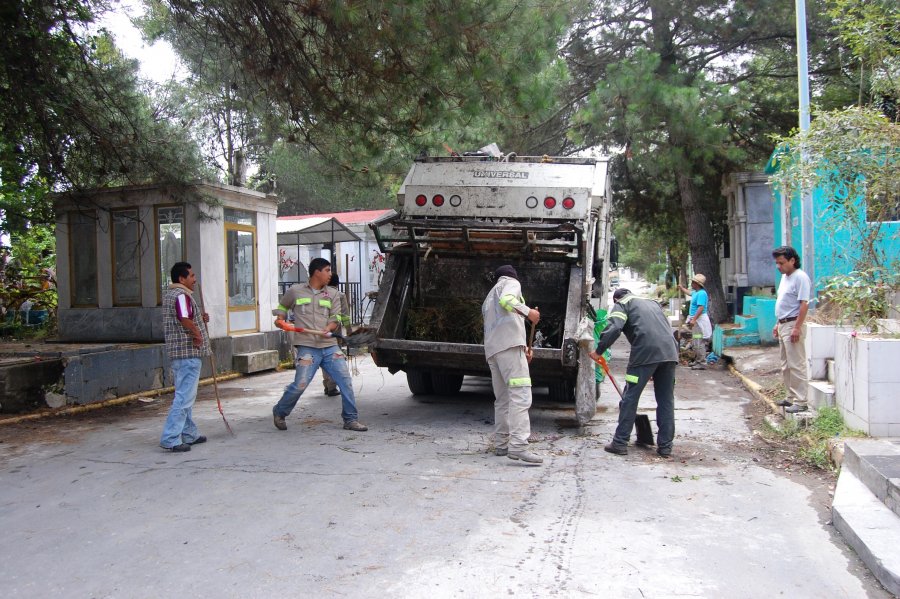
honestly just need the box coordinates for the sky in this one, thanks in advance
[99,1,184,83]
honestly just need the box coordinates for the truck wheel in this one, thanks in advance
[548,380,575,403]
[431,372,464,396]
[406,370,434,395]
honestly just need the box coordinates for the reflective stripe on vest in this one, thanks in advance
[277,304,288,312]
[609,311,627,321]
[499,294,522,312]
[508,377,532,387]
[625,374,639,384]
[318,299,332,309]
[295,298,312,306]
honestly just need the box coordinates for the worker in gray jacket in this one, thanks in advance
[589,288,679,458]
[482,265,542,465]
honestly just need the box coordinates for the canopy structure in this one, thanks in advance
[276,216,361,245]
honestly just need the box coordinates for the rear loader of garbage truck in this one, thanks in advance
[367,155,613,425]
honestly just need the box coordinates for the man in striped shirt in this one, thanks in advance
[160,262,210,452]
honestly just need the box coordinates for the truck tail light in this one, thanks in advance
[415,194,427,206]
[562,197,575,210]
[449,195,462,207]
[432,194,445,207]
[544,197,557,209]
[526,196,538,209]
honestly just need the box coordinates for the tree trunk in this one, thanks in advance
[676,172,727,324]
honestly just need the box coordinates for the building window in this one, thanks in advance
[225,222,258,333]
[224,208,255,226]
[70,211,98,306]
[111,209,142,306]
[156,205,185,302]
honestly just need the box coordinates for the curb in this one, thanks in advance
[727,364,780,414]
[0,371,242,426]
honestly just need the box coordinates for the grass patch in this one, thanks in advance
[765,406,865,470]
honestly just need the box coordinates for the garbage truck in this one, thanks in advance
[367,154,613,425]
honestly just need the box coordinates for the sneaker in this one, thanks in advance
[785,404,808,413]
[273,413,287,431]
[187,435,207,445]
[494,447,508,457]
[776,399,793,407]
[508,449,543,464]
[343,420,368,432]
[162,443,191,452]
[604,442,628,456]
[657,450,672,459]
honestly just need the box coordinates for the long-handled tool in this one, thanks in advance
[275,320,376,347]
[196,283,235,436]
[590,354,654,446]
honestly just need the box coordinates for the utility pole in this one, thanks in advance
[796,0,815,291]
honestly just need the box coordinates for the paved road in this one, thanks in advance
[0,346,889,598]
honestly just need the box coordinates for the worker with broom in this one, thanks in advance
[589,288,679,458]
[482,265,542,465]
[272,258,367,433]
[160,262,210,453]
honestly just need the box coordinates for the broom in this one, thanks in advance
[195,283,235,436]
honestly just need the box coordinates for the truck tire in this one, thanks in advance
[548,380,575,403]
[430,372,464,396]
[406,370,434,395]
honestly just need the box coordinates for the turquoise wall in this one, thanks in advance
[770,183,899,291]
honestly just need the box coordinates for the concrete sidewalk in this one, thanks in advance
[724,344,900,597]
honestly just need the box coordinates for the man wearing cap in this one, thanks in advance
[482,265,542,465]
[679,274,712,367]
[589,288,679,458]
[771,246,812,413]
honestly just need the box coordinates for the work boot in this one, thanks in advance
[273,413,287,431]
[785,404,808,413]
[604,442,628,456]
[343,420,368,432]
[325,388,341,397]
[507,449,543,464]
[494,447,508,457]
[187,435,207,445]
[776,399,793,407]
[162,443,191,453]
[657,449,672,459]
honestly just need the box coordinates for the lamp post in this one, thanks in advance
[796,0,815,291]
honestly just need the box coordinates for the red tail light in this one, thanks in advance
[562,197,575,210]
[432,194,445,207]
[544,197,557,209]
[415,194,427,206]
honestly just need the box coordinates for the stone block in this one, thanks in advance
[233,350,279,374]
[808,380,834,409]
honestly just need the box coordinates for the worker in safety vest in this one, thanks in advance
[589,288,679,458]
[482,265,542,465]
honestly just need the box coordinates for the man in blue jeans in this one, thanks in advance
[160,262,210,452]
[589,288,679,458]
[272,258,367,432]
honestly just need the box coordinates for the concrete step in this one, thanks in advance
[842,439,900,518]
[233,350,279,374]
[783,405,816,427]
[832,468,900,596]
[807,380,835,409]
[826,358,835,384]
[734,314,758,331]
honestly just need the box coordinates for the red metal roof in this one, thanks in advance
[278,209,392,225]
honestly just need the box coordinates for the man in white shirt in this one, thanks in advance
[772,246,812,413]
